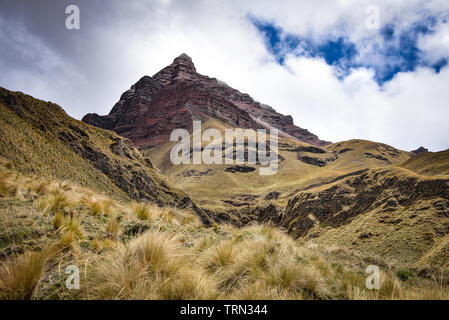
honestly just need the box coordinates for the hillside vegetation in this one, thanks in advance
[401,149,449,176]
[0,161,448,300]
[148,121,449,269]
[0,87,199,210]
[1,86,448,300]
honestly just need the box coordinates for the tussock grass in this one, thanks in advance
[80,230,216,299]
[58,230,78,249]
[349,269,449,300]
[171,208,203,227]
[82,195,115,216]
[159,208,175,223]
[28,178,51,195]
[203,240,235,272]
[37,190,73,214]
[91,238,116,253]
[0,165,447,300]
[60,214,84,240]
[52,213,84,248]
[0,171,18,197]
[158,268,218,300]
[0,249,52,300]
[199,225,331,299]
[133,203,152,221]
[106,216,120,240]
[129,231,181,274]
[52,212,64,230]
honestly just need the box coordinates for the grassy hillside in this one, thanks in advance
[0,162,447,300]
[283,166,449,267]
[0,87,202,212]
[148,125,411,211]
[1,87,448,300]
[401,149,449,176]
[147,120,449,270]
[147,120,415,231]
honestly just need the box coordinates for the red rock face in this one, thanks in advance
[82,53,330,150]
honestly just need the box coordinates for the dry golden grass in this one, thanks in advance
[198,225,332,299]
[1,88,186,206]
[169,208,203,227]
[0,165,448,300]
[91,238,117,253]
[106,216,120,239]
[133,203,152,221]
[82,195,116,216]
[52,212,64,230]
[0,249,52,300]
[158,268,218,300]
[0,171,18,198]
[37,190,73,214]
[203,240,235,272]
[129,231,181,274]
[58,230,78,249]
[60,214,84,240]
[79,230,217,300]
[348,270,449,300]
[28,178,51,195]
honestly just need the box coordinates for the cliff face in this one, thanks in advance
[83,54,330,150]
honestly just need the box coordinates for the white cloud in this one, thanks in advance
[419,20,449,64]
[240,54,449,151]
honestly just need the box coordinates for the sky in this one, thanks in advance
[0,0,448,151]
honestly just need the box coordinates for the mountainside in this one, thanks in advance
[401,149,449,176]
[2,161,447,300]
[81,54,449,268]
[0,87,205,216]
[83,54,330,150]
[150,129,449,266]
[0,81,448,300]
[282,166,449,265]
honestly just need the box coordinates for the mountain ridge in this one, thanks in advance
[83,53,330,149]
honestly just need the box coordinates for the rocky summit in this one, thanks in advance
[83,54,330,150]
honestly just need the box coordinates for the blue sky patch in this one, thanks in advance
[251,16,448,85]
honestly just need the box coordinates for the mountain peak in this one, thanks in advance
[83,54,330,149]
[172,53,196,71]
[175,53,192,61]
[150,53,197,86]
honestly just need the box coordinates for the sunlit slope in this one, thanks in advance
[148,118,315,209]
[401,149,449,176]
[0,87,194,207]
[282,166,449,266]
[148,122,449,267]
[149,123,411,210]
[1,162,447,299]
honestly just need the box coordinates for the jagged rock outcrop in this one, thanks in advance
[83,53,330,150]
[412,146,429,154]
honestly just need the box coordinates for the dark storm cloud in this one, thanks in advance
[0,0,165,119]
